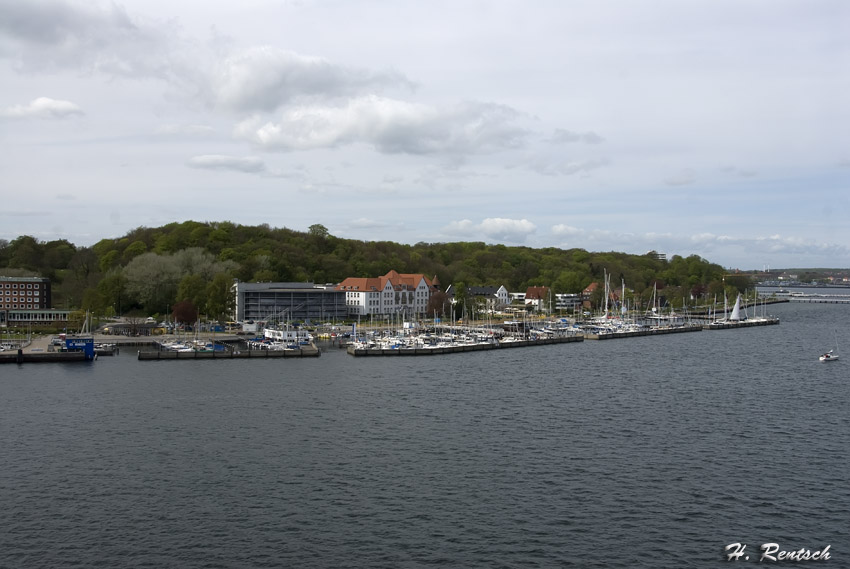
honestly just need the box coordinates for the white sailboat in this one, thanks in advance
[728,294,744,321]
[820,332,839,362]
[819,349,839,362]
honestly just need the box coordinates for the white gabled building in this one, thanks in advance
[336,270,440,317]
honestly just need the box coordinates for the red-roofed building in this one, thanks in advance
[524,286,551,312]
[336,270,440,316]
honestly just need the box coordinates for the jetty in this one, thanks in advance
[703,317,780,330]
[138,344,320,360]
[583,323,703,340]
[347,335,583,356]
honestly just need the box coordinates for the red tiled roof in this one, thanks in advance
[525,286,550,299]
[337,270,437,292]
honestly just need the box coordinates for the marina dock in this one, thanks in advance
[347,335,583,356]
[138,344,320,360]
[583,323,703,340]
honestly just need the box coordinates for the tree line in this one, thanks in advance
[0,221,754,321]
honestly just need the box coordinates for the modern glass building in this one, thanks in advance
[231,281,347,324]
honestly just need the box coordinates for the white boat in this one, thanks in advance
[820,330,840,361]
[819,349,839,362]
[263,327,313,345]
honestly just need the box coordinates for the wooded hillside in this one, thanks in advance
[1,221,745,320]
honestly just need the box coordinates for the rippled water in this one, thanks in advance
[2,302,848,568]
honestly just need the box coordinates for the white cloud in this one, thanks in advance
[348,218,390,229]
[551,224,584,237]
[187,154,265,173]
[234,95,529,155]
[209,46,412,112]
[1,97,83,119]
[445,218,537,243]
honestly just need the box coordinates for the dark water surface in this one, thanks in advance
[2,302,848,568]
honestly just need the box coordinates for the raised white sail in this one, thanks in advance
[729,294,743,321]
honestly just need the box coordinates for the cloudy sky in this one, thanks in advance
[1,0,848,269]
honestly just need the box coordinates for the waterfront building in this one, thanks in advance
[337,270,439,318]
[0,276,60,327]
[446,284,510,313]
[555,293,582,312]
[1,308,72,327]
[231,281,347,324]
[525,286,552,312]
[0,276,51,311]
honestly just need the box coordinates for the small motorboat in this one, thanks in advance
[819,349,839,362]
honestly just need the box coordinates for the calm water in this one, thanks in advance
[2,301,848,568]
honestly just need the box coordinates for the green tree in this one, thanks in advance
[308,224,329,239]
[206,273,235,321]
[176,274,207,312]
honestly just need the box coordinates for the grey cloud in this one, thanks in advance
[235,96,529,155]
[155,124,216,137]
[210,46,413,112]
[549,129,605,144]
[525,157,608,177]
[664,169,696,186]
[0,0,191,83]
[187,154,265,173]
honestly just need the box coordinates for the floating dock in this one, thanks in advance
[138,345,320,360]
[347,335,583,356]
[703,318,780,330]
[583,324,703,340]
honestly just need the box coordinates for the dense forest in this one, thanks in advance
[1,220,755,321]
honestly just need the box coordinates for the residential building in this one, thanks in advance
[231,281,346,324]
[337,270,439,317]
[446,284,510,313]
[555,293,582,312]
[581,282,600,309]
[0,276,51,311]
[525,286,552,312]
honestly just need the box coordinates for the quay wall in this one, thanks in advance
[0,350,88,364]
